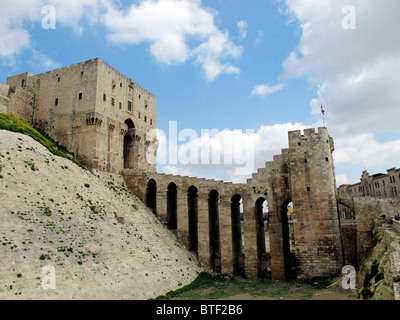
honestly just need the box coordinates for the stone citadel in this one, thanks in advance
[1,58,398,283]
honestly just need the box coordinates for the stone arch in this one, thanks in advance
[208,190,221,273]
[281,199,296,280]
[337,199,357,266]
[146,179,157,215]
[123,119,136,169]
[255,197,268,278]
[167,182,178,230]
[337,201,356,220]
[187,186,199,254]
[231,194,245,276]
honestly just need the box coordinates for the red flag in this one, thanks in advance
[321,105,325,114]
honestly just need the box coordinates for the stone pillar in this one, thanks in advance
[177,187,189,247]
[156,187,168,226]
[243,199,258,278]
[197,191,210,268]
[219,195,233,276]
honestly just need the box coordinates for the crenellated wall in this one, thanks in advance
[123,127,344,280]
[4,59,345,281]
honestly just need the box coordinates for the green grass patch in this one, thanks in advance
[153,273,343,301]
[0,114,86,169]
[153,272,228,300]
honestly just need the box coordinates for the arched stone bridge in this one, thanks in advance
[123,128,345,281]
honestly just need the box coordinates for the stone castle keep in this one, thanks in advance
[1,58,345,280]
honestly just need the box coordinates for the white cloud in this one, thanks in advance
[334,133,400,169]
[0,0,42,61]
[251,83,284,96]
[161,165,193,177]
[336,174,349,186]
[103,0,242,80]
[29,50,62,71]
[158,122,309,183]
[237,20,248,40]
[279,0,400,134]
[0,0,109,62]
[47,0,106,34]
[0,0,241,80]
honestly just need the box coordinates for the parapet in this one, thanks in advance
[288,127,330,148]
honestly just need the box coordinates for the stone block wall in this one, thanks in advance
[6,59,157,174]
[0,82,10,114]
[123,127,344,281]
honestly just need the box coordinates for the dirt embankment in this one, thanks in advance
[0,129,203,300]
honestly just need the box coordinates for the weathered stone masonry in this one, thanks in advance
[2,59,345,280]
[5,58,157,174]
[123,127,344,280]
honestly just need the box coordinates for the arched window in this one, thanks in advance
[123,119,136,169]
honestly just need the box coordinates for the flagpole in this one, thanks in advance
[321,105,326,127]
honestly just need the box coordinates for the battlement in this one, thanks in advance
[288,127,332,151]
[288,127,329,141]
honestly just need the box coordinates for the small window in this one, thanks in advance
[128,100,132,112]
[79,93,83,100]
[325,157,329,162]
[138,112,141,119]
[58,77,60,83]
[304,159,308,164]
[55,98,58,106]
[111,98,115,106]
[144,116,147,123]
[307,187,311,192]
[103,94,106,102]
[119,102,122,110]
[120,83,122,87]
[150,119,153,126]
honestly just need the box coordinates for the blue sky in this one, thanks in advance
[1,0,400,185]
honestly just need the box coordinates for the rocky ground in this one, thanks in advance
[0,129,204,300]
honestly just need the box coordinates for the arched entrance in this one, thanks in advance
[146,179,157,215]
[187,186,198,254]
[231,194,245,276]
[123,119,137,169]
[167,183,178,230]
[255,197,269,278]
[337,201,357,267]
[209,190,221,273]
[281,200,296,279]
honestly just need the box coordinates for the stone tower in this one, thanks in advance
[6,58,157,174]
[288,127,343,279]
